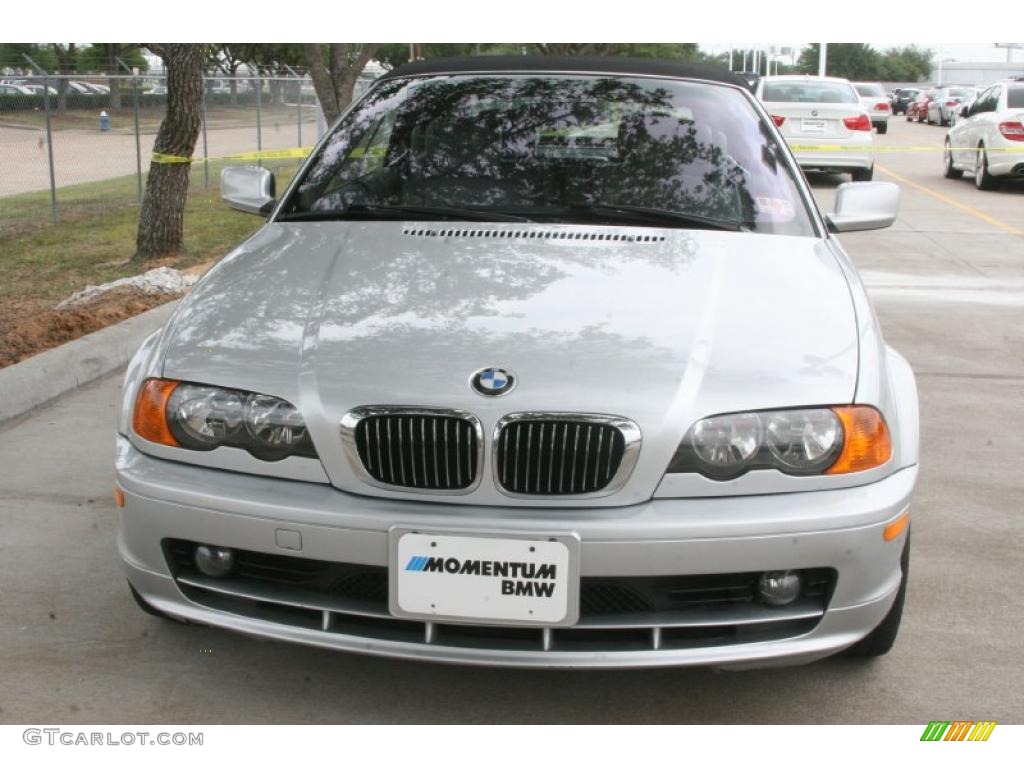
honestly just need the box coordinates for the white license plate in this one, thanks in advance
[801,118,828,133]
[389,529,579,626]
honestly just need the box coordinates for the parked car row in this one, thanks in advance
[0,78,109,96]
[904,87,978,127]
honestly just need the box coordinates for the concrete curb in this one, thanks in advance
[0,301,177,426]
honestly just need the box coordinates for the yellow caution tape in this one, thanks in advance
[151,147,314,165]
[151,152,196,164]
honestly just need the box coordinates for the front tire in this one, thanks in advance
[842,529,909,658]
[974,145,999,190]
[943,140,963,179]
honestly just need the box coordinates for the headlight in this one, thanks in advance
[132,379,318,461]
[667,406,890,480]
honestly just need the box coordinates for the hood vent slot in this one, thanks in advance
[402,227,666,243]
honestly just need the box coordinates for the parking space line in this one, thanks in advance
[876,164,1024,238]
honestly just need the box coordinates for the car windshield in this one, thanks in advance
[761,81,859,104]
[282,74,815,236]
[1009,86,1024,108]
[855,84,884,97]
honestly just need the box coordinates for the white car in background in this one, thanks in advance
[757,75,875,181]
[0,83,34,95]
[944,80,1024,190]
[853,82,892,134]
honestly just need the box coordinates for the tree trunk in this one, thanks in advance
[106,45,122,111]
[51,43,76,117]
[56,78,68,116]
[134,44,205,263]
[304,44,379,125]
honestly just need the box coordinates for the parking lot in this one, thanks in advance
[0,116,1022,724]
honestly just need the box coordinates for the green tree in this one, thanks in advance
[877,46,933,82]
[0,43,57,72]
[376,43,483,69]
[77,44,148,110]
[797,43,881,80]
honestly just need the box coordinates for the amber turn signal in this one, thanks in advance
[883,511,909,542]
[132,378,180,447]
[827,406,892,474]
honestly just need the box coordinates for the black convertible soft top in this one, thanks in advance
[381,55,751,90]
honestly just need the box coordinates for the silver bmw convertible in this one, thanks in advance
[116,56,918,668]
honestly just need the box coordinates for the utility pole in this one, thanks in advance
[728,47,733,70]
[818,43,828,77]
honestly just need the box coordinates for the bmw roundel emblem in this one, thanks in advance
[470,367,516,396]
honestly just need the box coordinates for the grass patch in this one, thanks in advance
[0,159,301,305]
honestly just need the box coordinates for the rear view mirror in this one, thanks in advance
[960,105,971,118]
[826,181,900,233]
[221,165,276,216]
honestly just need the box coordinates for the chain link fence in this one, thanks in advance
[0,72,329,235]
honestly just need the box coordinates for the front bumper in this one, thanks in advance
[793,151,873,173]
[116,436,915,669]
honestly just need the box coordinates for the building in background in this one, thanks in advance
[931,60,1024,86]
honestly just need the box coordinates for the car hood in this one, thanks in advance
[161,221,859,504]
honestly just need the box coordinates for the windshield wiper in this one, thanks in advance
[549,204,748,232]
[277,205,531,223]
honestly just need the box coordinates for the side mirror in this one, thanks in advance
[826,181,900,233]
[220,165,276,216]
[959,104,971,118]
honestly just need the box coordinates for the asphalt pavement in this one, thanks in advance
[0,117,1022,724]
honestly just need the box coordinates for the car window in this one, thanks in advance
[285,74,817,237]
[1008,86,1024,109]
[761,81,859,104]
[854,84,884,97]
[977,87,1000,113]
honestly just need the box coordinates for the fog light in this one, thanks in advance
[758,570,802,606]
[194,544,235,578]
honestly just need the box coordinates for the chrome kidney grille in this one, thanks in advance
[493,414,642,497]
[341,407,483,493]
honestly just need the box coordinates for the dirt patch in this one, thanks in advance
[0,288,176,368]
[0,259,214,369]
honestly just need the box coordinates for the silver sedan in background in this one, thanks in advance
[928,86,978,126]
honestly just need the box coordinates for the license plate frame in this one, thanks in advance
[388,527,581,627]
